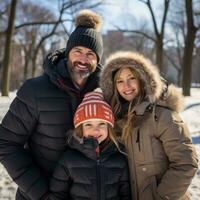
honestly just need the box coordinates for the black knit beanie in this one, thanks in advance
[66,10,103,63]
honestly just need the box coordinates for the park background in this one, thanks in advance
[0,0,200,199]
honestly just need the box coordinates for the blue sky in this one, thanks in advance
[37,0,163,33]
[100,0,164,32]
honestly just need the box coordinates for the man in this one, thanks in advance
[0,9,103,200]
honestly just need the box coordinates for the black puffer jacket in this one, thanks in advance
[49,133,131,200]
[0,50,101,200]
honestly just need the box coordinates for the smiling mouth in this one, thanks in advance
[92,135,102,139]
[76,64,88,70]
[124,90,134,95]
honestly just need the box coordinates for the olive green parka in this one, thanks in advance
[100,51,198,200]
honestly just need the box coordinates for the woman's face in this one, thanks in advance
[82,120,108,143]
[116,67,140,102]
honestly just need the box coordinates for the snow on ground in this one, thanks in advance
[0,89,200,199]
[180,88,200,200]
[0,92,18,199]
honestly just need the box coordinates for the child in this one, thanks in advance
[100,51,198,200]
[48,91,131,200]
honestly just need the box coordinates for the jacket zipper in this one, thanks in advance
[130,134,139,200]
[136,129,141,151]
[96,146,101,200]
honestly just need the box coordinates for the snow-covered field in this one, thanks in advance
[0,89,200,199]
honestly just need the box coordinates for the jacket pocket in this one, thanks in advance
[139,176,160,200]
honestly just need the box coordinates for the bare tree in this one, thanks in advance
[113,0,170,73]
[167,1,185,85]
[182,0,199,96]
[165,0,200,92]
[0,2,10,36]
[16,1,57,80]
[138,0,170,72]
[28,0,105,77]
[1,0,106,91]
[1,0,17,96]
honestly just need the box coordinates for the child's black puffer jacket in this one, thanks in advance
[49,133,131,200]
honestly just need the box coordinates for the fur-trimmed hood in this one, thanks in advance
[100,51,183,112]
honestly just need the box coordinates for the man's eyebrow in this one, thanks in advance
[73,47,82,50]
[88,50,95,54]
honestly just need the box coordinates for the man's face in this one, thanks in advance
[68,46,97,79]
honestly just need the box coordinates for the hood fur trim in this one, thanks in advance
[100,51,163,103]
[100,51,184,112]
[158,84,184,112]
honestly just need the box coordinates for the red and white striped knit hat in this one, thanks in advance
[74,91,114,128]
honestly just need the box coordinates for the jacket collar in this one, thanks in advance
[43,55,101,96]
[100,51,184,112]
[134,101,152,115]
[67,131,117,161]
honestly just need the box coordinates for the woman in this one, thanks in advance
[100,51,198,200]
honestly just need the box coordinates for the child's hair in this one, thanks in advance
[73,90,129,154]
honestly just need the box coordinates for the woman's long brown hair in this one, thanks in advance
[111,66,146,141]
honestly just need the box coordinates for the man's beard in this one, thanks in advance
[67,60,95,78]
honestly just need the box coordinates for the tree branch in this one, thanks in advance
[113,24,156,42]
[165,51,180,71]
[139,0,159,36]
[60,22,70,36]
[161,0,170,35]
[15,19,70,29]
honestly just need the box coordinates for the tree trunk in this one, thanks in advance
[1,0,17,96]
[31,54,37,77]
[182,29,196,96]
[178,69,182,87]
[23,55,29,81]
[182,0,197,96]
[156,35,163,73]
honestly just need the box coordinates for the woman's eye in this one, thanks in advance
[117,80,123,84]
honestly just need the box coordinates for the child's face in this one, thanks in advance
[116,67,140,102]
[82,120,108,143]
